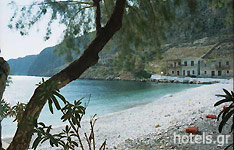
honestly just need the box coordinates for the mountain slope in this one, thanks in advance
[8,55,37,75]
[27,46,67,76]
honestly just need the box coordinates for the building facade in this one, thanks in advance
[181,58,200,77]
[166,57,233,78]
[200,58,233,78]
[164,39,233,78]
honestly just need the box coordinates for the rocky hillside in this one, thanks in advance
[7,33,233,79]
[7,1,232,79]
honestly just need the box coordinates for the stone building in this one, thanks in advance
[199,57,233,78]
[163,39,233,78]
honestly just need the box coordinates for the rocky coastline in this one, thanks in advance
[80,76,226,84]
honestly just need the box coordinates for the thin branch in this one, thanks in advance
[93,0,102,36]
[84,133,92,150]
[37,1,93,6]
[65,5,94,35]
[99,139,106,150]
[67,118,84,150]
[90,115,97,150]
[61,107,84,150]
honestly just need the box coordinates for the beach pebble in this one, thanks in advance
[155,124,160,128]
[185,126,199,134]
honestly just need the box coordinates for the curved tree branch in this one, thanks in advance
[7,0,126,149]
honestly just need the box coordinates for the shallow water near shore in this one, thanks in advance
[2,75,200,137]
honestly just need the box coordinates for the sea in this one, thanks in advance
[2,75,200,137]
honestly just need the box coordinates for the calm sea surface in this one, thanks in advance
[2,76,200,137]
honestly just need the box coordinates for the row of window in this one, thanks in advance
[183,61,194,66]
[171,70,230,76]
[218,61,230,68]
[172,61,194,67]
[204,70,230,76]
[171,70,195,75]
[173,61,230,67]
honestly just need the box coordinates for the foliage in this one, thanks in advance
[0,99,11,121]
[214,89,234,150]
[0,100,27,149]
[10,102,27,124]
[32,79,106,150]
[0,99,27,123]
[35,78,67,114]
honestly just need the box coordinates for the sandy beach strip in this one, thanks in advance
[3,79,233,149]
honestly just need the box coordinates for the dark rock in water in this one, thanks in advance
[189,81,195,84]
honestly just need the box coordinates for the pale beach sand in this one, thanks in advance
[3,79,233,149]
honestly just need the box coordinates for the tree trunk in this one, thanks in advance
[7,0,126,149]
[0,57,10,149]
[0,57,9,102]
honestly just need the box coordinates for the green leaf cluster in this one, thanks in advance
[10,102,27,124]
[36,78,66,114]
[214,89,234,133]
[61,99,86,127]
[0,99,11,120]
[214,89,234,150]
[32,79,105,150]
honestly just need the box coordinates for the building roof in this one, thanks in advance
[163,45,214,60]
[202,40,233,59]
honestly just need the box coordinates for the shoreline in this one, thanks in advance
[3,79,233,149]
[9,74,231,84]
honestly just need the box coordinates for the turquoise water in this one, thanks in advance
[2,76,200,137]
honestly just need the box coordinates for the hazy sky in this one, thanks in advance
[0,0,66,60]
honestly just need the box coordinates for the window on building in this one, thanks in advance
[187,71,190,76]
[211,71,215,76]
[184,61,187,66]
[172,71,174,74]
[204,71,207,74]
[191,61,194,66]
[192,70,195,74]
[204,63,206,67]
[226,61,229,66]
[177,71,180,75]
[227,70,229,74]
[219,62,221,68]
[178,62,181,66]
[183,70,185,76]
[218,71,222,76]
[174,62,176,67]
